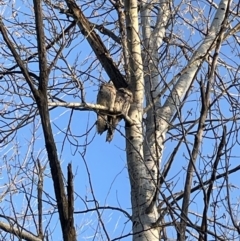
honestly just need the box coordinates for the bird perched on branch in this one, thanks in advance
[96,81,116,134]
[106,88,133,142]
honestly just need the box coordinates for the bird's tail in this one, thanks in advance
[106,117,119,142]
[96,114,107,134]
[106,127,114,142]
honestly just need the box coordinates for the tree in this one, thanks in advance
[0,0,240,240]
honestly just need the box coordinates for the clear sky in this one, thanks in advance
[0,0,240,240]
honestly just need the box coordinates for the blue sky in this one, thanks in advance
[0,0,240,240]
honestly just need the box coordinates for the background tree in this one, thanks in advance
[0,0,240,240]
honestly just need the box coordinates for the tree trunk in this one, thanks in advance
[124,0,160,239]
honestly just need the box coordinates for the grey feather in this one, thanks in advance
[96,82,116,134]
[106,88,133,142]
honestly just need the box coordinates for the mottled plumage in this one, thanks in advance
[106,88,133,142]
[96,82,116,134]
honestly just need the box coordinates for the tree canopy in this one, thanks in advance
[0,0,240,240]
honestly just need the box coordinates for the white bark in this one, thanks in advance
[124,0,171,240]
[124,0,151,240]
[0,221,42,241]
[141,0,171,164]
[158,0,230,140]
[127,0,230,240]
[141,0,171,181]
[139,0,171,239]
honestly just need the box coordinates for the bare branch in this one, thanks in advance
[0,17,38,97]
[63,0,128,89]
[0,222,42,241]
[33,0,49,91]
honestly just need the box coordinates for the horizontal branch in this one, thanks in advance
[74,205,131,220]
[0,221,41,241]
[48,102,109,111]
[48,102,135,125]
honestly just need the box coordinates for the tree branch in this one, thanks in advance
[63,0,128,89]
[94,23,121,44]
[0,221,41,241]
[32,1,76,241]
[0,17,38,97]
[48,102,135,125]
[67,164,76,240]
[33,0,49,91]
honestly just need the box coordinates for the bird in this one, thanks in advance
[106,88,133,142]
[96,81,116,135]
